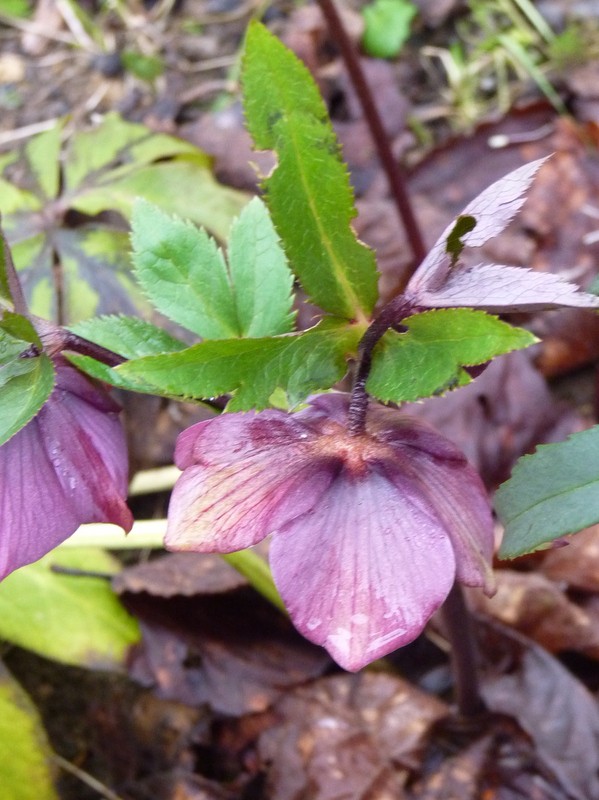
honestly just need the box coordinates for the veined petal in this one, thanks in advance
[270,470,456,671]
[0,365,131,579]
[379,438,495,594]
[167,448,335,553]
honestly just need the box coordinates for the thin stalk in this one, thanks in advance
[440,582,485,718]
[348,294,414,435]
[34,322,126,366]
[316,0,427,272]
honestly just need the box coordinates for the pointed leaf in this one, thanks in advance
[131,200,239,339]
[0,115,248,324]
[24,122,63,199]
[0,327,55,447]
[63,112,199,190]
[408,157,549,297]
[70,314,186,359]
[242,21,378,320]
[416,263,599,313]
[227,196,295,336]
[72,158,247,242]
[115,320,363,409]
[53,227,151,322]
[367,308,536,403]
[0,230,13,305]
[0,547,141,669]
[497,426,599,558]
[0,663,59,800]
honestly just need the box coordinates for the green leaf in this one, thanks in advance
[0,326,55,447]
[497,426,599,558]
[367,308,536,403]
[131,197,295,339]
[52,227,150,323]
[0,228,14,305]
[0,0,32,17]
[24,121,63,199]
[0,114,248,323]
[70,314,187,359]
[131,200,240,339]
[445,214,476,266]
[226,196,295,337]
[0,548,141,670]
[242,21,378,321]
[121,50,165,81]
[114,320,363,409]
[0,663,59,800]
[73,158,247,243]
[362,0,417,59]
[222,551,284,612]
[62,112,196,191]
[0,311,41,344]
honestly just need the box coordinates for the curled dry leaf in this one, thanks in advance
[540,525,599,591]
[468,570,599,658]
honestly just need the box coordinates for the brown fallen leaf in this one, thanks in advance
[540,525,599,591]
[479,619,599,800]
[258,672,448,800]
[118,556,329,716]
[467,569,599,658]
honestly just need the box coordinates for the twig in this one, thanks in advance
[52,754,125,800]
[316,0,427,274]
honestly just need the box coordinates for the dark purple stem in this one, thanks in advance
[1,227,30,317]
[34,323,126,367]
[316,0,427,270]
[348,294,413,435]
[440,582,485,718]
[60,331,126,367]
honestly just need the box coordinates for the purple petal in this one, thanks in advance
[366,409,495,593]
[175,410,319,468]
[270,471,457,671]
[167,411,335,552]
[0,364,132,579]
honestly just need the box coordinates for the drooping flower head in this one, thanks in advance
[0,357,133,579]
[167,393,495,671]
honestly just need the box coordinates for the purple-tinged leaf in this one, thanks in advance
[408,158,550,296]
[0,359,132,580]
[416,263,599,313]
[166,393,494,671]
[405,157,599,313]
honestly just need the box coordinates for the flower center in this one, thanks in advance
[310,421,393,478]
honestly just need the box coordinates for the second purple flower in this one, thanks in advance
[166,393,495,671]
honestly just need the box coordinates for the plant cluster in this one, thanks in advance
[1,20,599,682]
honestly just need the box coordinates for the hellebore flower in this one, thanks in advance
[0,358,133,579]
[167,393,495,671]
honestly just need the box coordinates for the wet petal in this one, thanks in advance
[175,409,318,469]
[380,441,495,594]
[270,470,456,671]
[167,419,336,552]
[0,366,131,579]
